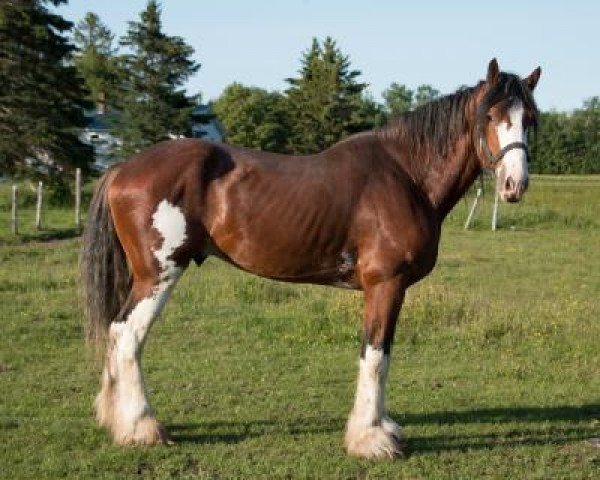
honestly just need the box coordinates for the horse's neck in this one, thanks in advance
[424,139,482,219]
[386,133,482,220]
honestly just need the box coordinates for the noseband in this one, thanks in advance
[478,135,529,169]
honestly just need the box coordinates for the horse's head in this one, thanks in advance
[476,59,541,202]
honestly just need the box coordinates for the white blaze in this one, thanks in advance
[496,100,528,186]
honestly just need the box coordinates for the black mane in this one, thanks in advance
[379,85,477,159]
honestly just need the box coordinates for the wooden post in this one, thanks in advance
[464,187,483,230]
[36,181,43,230]
[492,187,500,231]
[75,168,81,230]
[11,185,18,235]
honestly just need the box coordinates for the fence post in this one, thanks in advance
[11,185,18,235]
[36,181,43,230]
[75,168,81,230]
[491,187,499,231]
[464,187,482,230]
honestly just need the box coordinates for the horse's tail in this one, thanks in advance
[80,166,130,347]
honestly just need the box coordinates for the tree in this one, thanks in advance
[115,1,199,156]
[571,97,600,173]
[72,12,120,112]
[284,37,372,154]
[531,111,570,173]
[213,83,290,152]
[382,82,413,117]
[355,93,387,129]
[381,82,441,118]
[529,98,600,174]
[414,84,440,107]
[0,0,93,176]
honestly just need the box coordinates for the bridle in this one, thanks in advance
[477,130,529,170]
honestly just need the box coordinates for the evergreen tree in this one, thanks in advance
[0,0,93,176]
[72,12,120,112]
[285,37,371,154]
[115,1,200,155]
[213,83,290,152]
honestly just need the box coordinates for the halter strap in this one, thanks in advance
[479,137,529,168]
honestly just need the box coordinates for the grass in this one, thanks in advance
[0,175,599,478]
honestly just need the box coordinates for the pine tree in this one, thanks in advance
[115,1,200,155]
[72,12,120,112]
[0,0,93,176]
[285,37,371,154]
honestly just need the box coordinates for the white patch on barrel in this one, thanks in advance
[108,200,187,442]
[152,200,187,281]
[496,100,528,185]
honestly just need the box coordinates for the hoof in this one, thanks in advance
[113,416,173,446]
[345,418,406,459]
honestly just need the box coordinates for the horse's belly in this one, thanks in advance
[204,235,358,286]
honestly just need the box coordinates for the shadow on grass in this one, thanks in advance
[396,404,600,426]
[168,405,600,454]
[168,417,345,444]
[409,426,600,455]
[398,404,600,454]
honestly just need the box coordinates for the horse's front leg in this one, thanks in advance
[345,275,406,459]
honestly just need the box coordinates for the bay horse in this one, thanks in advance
[81,59,541,459]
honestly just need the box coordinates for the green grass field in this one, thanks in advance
[1,175,599,479]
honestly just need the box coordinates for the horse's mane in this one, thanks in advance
[379,72,539,161]
[379,85,477,159]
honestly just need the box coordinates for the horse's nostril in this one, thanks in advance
[505,177,515,191]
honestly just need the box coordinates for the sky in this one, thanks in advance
[57,1,599,112]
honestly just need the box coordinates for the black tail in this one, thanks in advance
[80,167,131,346]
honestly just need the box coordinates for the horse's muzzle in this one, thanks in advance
[501,175,528,203]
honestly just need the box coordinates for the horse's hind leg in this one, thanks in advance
[96,199,190,445]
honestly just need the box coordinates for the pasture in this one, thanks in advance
[1,175,599,479]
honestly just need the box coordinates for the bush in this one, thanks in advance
[47,176,74,207]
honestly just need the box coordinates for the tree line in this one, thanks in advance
[1,0,598,180]
[0,0,198,177]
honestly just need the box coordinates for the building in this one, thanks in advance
[191,104,224,142]
[81,110,122,170]
[81,104,223,170]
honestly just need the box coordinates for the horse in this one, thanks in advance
[81,59,541,459]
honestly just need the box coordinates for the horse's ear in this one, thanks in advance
[486,58,500,86]
[524,66,542,91]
